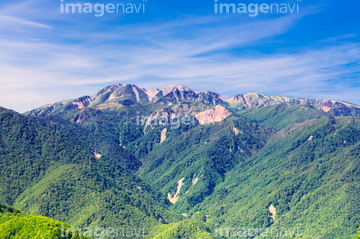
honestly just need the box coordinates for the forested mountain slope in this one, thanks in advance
[0,107,180,237]
[192,115,360,238]
[2,83,359,238]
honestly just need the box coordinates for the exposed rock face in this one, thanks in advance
[90,83,150,105]
[93,152,102,159]
[231,127,242,135]
[144,84,224,105]
[195,105,232,125]
[160,128,167,143]
[167,177,185,204]
[192,176,199,186]
[269,204,277,222]
[72,96,92,109]
[228,93,298,109]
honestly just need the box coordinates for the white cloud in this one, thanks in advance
[0,2,359,112]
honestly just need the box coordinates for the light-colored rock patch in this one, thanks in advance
[167,177,185,204]
[145,88,160,101]
[72,97,91,109]
[231,127,242,135]
[238,146,244,153]
[73,102,85,109]
[192,176,199,186]
[132,85,141,102]
[322,106,332,112]
[93,152,102,159]
[162,85,190,96]
[195,105,232,125]
[269,204,276,222]
[160,128,167,143]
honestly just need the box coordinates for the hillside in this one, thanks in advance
[2,83,360,238]
[0,107,180,237]
[192,115,360,238]
[0,203,89,239]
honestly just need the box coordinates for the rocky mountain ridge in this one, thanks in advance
[26,83,360,119]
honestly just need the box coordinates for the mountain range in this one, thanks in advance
[27,84,360,119]
[1,83,360,238]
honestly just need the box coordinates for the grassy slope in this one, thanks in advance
[239,103,328,130]
[0,203,89,239]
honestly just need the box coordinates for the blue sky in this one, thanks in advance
[0,0,359,112]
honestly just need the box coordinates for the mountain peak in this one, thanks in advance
[161,84,191,95]
[25,83,360,119]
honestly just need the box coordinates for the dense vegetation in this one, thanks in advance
[0,203,89,239]
[192,115,360,238]
[149,219,214,239]
[0,107,180,238]
[1,83,360,238]
[133,115,273,211]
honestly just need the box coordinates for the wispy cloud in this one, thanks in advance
[0,15,51,28]
[0,0,359,112]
